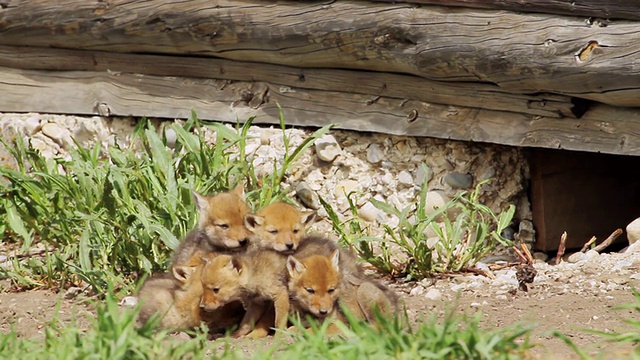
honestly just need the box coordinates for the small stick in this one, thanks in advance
[512,246,527,263]
[592,228,623,253]
[580,236,597,253]
[555,231,567,265]
[520,243,534,264]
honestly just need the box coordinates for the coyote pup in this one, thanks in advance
[244,202,316,253]
[197,249,290,338]
[171,185,251,267]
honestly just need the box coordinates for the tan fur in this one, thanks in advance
[290,236,399,328]
[199,249,290,338]
[287,251,341,320]
[294,235,364,279]
[245,202,316,253]
[171,185,251,267]
[137,259,244,334]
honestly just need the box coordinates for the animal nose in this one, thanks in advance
[239,238,248,247]
[285,242,294,250]
[319,309,328,315]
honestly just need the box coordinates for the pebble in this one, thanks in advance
[164,127,177,148]
[424,288,442,301]
[444,172,474,189]
[415,164,432,185]
[23,116,42,135]
[296,181,320,209]
[424,190,450,216]
[358,202,380,222]
[334,180,359,198]
[41,122,71,148]
[398,170,413,186]
[626,217,640,244]
[566,252,587,263]
[366,144,384,164]
[315,134,341,162]
[119,296,138,307]
[410,285,425,296]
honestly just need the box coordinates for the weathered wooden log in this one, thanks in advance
[0,0,638,107]
[2,65,640,156]
[372,0,640,21]
[0,45,582,118]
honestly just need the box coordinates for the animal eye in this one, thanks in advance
[327,288,335,294]
[212,287,220,294]
[306,288,315,294]
[268,229,278,235]
[292,228,300,234]
[217,224,229,230]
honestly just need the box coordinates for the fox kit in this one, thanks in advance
[138,260,244,334]
[294,235,364,280]
[244,202,316,253]
[289,236,399,327]
[171,185,251,266]
[198,249,290,338]
[287,250,341,321]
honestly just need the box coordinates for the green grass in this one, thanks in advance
[0,289,534,360]
[0,111,329,294]
[322,167,515,280]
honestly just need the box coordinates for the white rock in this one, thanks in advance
[410,285,425,296]
[164,128,177,148]
[119,296,138,307]
[366,144,384,163]
[424,190,450,216]
[426,237,440,249]
[315,135,341,162]
[612,259,633,272]
[416,165,432,186]
[585,249,600,260]
[566,252,588,263]
[41,123,73,149]
[334,180,359,198]
[398,170,413,186]
[358,202,380,222]
[24,116,42,135]
[424,288,442,301]
[626,217,640,244]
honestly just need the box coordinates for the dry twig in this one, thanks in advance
[580,236,597,253]
[593,228,623,253]
[554,231,567,265]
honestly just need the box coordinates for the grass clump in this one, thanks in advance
[0,111,327,294]
[0,288,216,360]
[276,307,533,360]
[323,167,515,280]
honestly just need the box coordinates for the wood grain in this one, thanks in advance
[2,66,640,156]
[0,0,638,107]
[372,0,640,21]
[0,45,580,118]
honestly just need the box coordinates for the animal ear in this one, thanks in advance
[228,256,243,275]
[286,255,305,276]
[172,266,195,284]
[231,183,245,199]
[330,250,340,272]
[300,210,317,227]
[193,191,209,213]
[244,214,264,232]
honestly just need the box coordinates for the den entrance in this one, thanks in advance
[529,148,640,253]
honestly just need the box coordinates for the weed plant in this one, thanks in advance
[323,168,515,280]
[0,111,327,294]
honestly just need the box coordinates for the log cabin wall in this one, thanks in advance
[0,0,639,251]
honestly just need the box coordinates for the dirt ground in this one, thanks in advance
[0,272,637,360]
